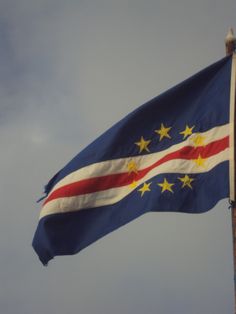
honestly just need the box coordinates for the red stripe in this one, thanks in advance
[44,136,229,205]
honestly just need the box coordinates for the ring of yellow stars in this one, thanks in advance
[158,178,174,193]
[135,136,151,153]
[194,154,206,168]
[155,123,172,141]
[138,182,151,197]
[127,160,138,174]
[178,175,194,189]
[191,134,205,147]
[179,125,195,140]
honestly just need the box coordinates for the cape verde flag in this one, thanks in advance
[33,55,236,265]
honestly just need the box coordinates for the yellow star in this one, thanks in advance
[138,182,151,197]
[135,136,151,153]
[179,125,195,139]
[158,178,174,193]
[193,154,206,168]
[127,160,138,174]
[155,123,172,141]
[191,134,205,147]
[178,175,194,189]
[130,181,138,188]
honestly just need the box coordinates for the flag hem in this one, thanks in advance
[230,53,236,201]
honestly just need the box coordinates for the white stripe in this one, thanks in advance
[40,148,229,219]
[230,53,236,201]
[47,124,229,197]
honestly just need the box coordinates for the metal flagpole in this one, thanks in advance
[225,28,236,314]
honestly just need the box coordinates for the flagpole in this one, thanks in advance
[225,28,236,314]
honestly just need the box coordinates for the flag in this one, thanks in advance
[33,55,234,265]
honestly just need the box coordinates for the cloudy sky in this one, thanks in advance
[0,0,236,313]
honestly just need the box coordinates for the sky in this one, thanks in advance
[0,0,236,313]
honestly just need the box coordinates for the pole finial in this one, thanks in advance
[225,28,236,55]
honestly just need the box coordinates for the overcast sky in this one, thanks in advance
[0,1,236,313]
